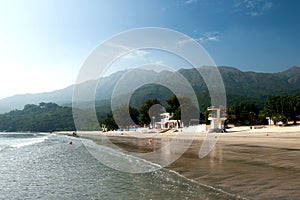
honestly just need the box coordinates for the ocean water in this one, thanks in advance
[0,132,237,200]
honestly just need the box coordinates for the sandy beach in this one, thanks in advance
[56,125,300,199]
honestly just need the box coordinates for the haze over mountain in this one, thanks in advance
[0,66,299,114]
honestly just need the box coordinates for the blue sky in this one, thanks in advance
[0,0,299,98]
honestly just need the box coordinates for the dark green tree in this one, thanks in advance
[166,95,180,119]
[166,95,200,125]
[102,112,118,130]
[112,105,139,129]
[138,99,160,126]
[286,94,300,124]
[261,94,300,124]
[293,94,300,124]
[227,103,260,125]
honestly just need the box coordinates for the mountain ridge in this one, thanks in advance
[0,66,299,114]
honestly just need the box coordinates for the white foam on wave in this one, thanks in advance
[9,136,49,148]
[165,168,245,199]
[81,138,162,173]
[80,137,243,199]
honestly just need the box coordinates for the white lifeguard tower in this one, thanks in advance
[207,106,226,132]
[156,113,182,130]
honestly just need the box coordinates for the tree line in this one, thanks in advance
[100,96,198,130]
[227,94,300,125]
[0,102,75,132]
[0,94,299,132]
[101,94,300,129]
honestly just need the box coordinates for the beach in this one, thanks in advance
[3,132,238,199]
[56,125,300,199]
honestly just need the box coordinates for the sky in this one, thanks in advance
[0,0,299,99]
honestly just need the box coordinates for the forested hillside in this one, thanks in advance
[0,103,75,132]
[0,66,299,113]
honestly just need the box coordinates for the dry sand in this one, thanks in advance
[55,125,300,199]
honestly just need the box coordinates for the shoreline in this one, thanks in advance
[55,125,300,199]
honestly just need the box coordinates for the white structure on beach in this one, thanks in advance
[266,117,275,125]
[155,113,183,130]
[207,106,227,132]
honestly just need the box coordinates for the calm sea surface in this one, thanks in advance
[0,132,237,200]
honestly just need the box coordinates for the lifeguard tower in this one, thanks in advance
[207,106,226,132]
[156,113,182,130]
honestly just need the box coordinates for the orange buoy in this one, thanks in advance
[69,140,73,145]
[148,138,153,145]
[266,133,269,136]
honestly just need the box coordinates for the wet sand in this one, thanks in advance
[168,139,300,199]
[56,126,300,199]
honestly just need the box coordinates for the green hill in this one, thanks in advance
[0,66,299,114]
[0,102,75,132]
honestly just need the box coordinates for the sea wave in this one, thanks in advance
[166,168,246,199]
[82,138,162,173]
[8,136,49,148]
[80,136,245,199]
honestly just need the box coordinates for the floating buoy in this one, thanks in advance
[148,138,153,145]
[69,140,73,145]
[266,133,269,136]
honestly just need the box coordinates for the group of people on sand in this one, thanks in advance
[72,131,78,137]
